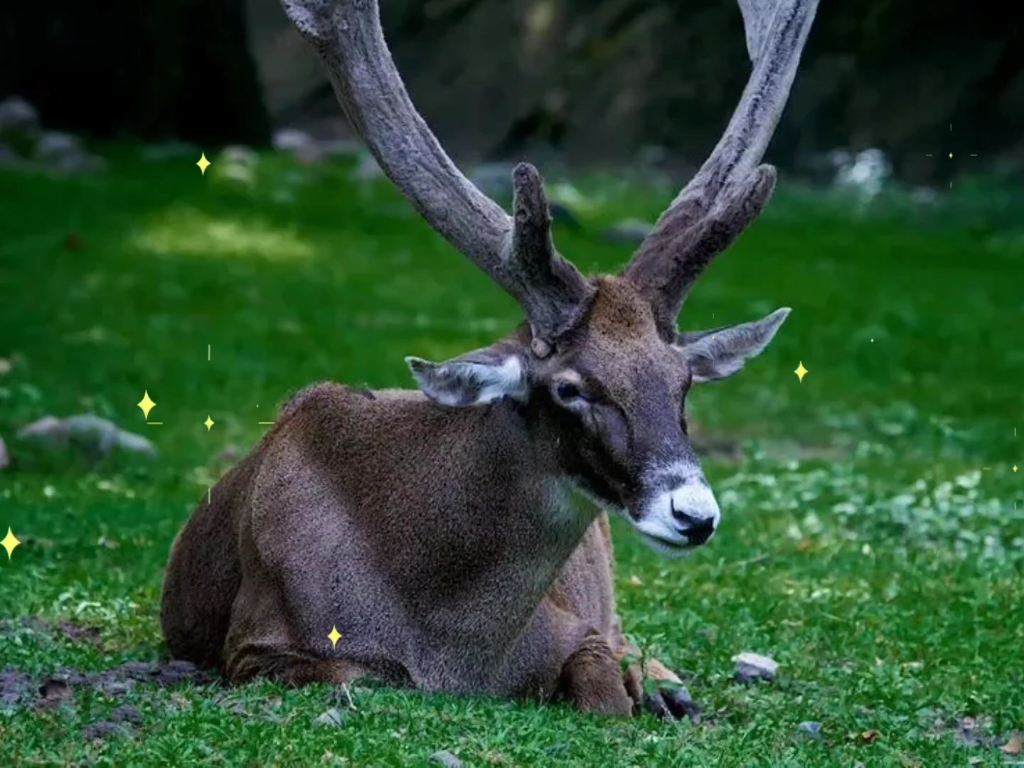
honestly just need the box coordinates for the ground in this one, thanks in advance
[0,148,1022,766]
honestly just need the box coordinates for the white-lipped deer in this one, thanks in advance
[160,0,818,717]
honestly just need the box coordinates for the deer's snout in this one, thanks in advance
[633,472,721,550]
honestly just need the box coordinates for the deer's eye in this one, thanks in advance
[554,381,587,403]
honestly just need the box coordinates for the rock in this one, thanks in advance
[732,651,779,684]
[273,128,315,152]
[428,750,463,768]
[0,437,9,469]
[798,721,823,738]
[81,721,126,741]
[313,707,346,727]
[601,218,654,244]
[111,704,143,725]
[18,414,156,463]
[32,131,105,173]
[34,131,79,159]
[217,145,258,184]
[0,97,41,150]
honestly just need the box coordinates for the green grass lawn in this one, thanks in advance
[1,149,1022,766]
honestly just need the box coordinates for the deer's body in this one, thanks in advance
[161,0,819,718]
[164,381,624,699]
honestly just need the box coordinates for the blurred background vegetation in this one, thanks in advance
[2,0,1022,186]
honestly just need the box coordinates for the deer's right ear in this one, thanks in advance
[406,348,529,407]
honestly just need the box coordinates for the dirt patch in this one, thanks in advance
[0,659,215,712]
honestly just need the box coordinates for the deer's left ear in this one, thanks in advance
[406,343,529,407]
[674,307,790,383]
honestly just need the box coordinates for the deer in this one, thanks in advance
[160,0,818,719]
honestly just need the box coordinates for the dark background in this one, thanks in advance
[2,0,1022,185]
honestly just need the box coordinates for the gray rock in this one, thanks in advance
[798,721,823,738]
[82,721,127,740]
[18,414,156,462]
[313,707,346,727]
[34,131,82,161]
[732,651,779,683]
[601,218,655,244]
[0,97,41,146]
[428,750,462,768]
[273,128,315,152]
[111,704,143,724]
[0,437,9,469]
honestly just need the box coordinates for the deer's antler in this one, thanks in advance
[621,0,819,337]
[281,0,594,350]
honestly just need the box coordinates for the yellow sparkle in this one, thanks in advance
[1014,465,1018,473]
[2,527,21,560]
[948,152,953,159]
[138,391,156,419]
[204,416,215,431]
[197,153,211,175]
[328,626,342,648]
[794,362,809,383]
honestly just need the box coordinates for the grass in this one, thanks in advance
[0,146,1022,767]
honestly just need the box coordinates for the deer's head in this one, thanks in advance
[284,0,817,553]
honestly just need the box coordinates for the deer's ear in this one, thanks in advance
[406,346,529,407]
[674,308,790,383]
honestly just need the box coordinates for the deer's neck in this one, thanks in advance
[394,398,596,651]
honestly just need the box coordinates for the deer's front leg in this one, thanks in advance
[557,631,634,717]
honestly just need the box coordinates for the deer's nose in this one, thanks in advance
[671,502,717,545]
[668,482,720,545]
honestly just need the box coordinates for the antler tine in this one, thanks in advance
[280,0,594,348]
[622,0,819,335]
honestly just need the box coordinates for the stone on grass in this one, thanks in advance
[429,750,462,768]
[0,96,41,149]
[732,651,779,683]
[18,414,156,463]
[313,707,346,727]
[0,437,9,469]
[111,704,143,725]
[798,721,823,738]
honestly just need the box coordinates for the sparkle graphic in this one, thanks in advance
[196,153,212,175]
[138,391,156,420]
[924,124,978,189]
[2,527,21,560]
[328,626,342,648]
[794,362,808,383]
[204,416,215,431]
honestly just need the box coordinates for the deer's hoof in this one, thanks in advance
[642,685,701,723]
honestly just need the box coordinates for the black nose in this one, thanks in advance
[671,503,716,545]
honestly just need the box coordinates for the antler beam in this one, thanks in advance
[281,0,594,346]
[622,0,819,335]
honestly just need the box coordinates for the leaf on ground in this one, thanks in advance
[1001,733,1023,754]
[860,729,880,743]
